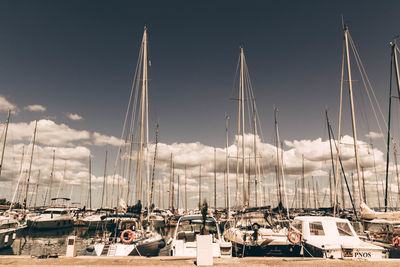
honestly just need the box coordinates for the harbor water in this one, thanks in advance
[0,227,174,257]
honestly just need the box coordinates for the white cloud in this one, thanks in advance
[0,117,392,209]
[92,132,124,147]
[365,131,384,140]
[6,119,91,146]
[24,105,46,112]
[66,113,83,121]
[0,94,18,113]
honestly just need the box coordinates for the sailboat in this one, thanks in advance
[93,26,164,257]
[222,47,299,257]
[360,40,400,221]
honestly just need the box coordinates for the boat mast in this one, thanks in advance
[385,41,400,211]
[125,135,133,205]
[88,154,92,210]
[312,176,317,209]
[23,120,37,209]
[301,155,305,210]
[184,164,187,214]
[274,110,282,205]
[171,161,175,213]
[169,153,173,210]
[343,25,363,206]
[225,115,230,218]
[138,26,148,207]
[247,154,251,206]
[0,109,10,177]
[274,109,289,217]
[253,100,258,207]
[333,23,346,216]
[240,47,246,208]
[214,147,217,210]
[362,167,367,205]
[150,123,159,210]
[394,143,400,208]
[101,150,108,209]
[325,110,336,207]
[177,174,180,212]
[33,170,41,209]
[198,164,202,208]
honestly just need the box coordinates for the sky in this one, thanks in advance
[1,0,400,210]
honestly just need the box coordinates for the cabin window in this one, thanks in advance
[309,222,325,236]
[336,222,353,236]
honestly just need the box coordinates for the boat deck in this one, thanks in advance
[1,256,400,266]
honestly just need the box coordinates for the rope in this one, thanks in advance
[348,34,388,147]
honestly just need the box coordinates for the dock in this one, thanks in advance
[1,256,400,266]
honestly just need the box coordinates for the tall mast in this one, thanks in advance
[0,109,10,177]
[325,110,336,207]
[385,41,400,211]
[225,115,230,218]
[344,25,363,205]
[247,154,251,206]
[171,162,175,213]
[138,26,148,206]
[184,165,187,214]
[312,176,317,209]
[240,47,246,208]
[274,110,281,205]
[385,42,395,211]
[47,150,55,206]
[198,165,202,208]
[334,26,346,216]
[126,135,133,205]
[394,143,400,208]
[301,155,305,209]
[274,110,289,217]
[88,154,92,210]
[253,100,258,207]
[214,147,217,210]
[362,167,367,205]
[150,123,159,210]
[101,150,108,209]
[23,120,37,209]
[33,170,41,209]
[10,145,24,210]
[169,153,173,210]
[177,174,180,212]
[329,170,332,206]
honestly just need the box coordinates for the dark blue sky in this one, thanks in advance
[2,0,400,208]
[0,0,399,148]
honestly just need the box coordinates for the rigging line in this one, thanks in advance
[111,36,144,204]
[348,34,388,145]
[230,55,241,99]
[349,36,386,141]
[349,34,388,129]
[244,65,266,144]
[353,82,372,140]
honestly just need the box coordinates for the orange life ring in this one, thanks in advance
[288,230,301,244]
[392,236,400,247]
[121,229,135,244]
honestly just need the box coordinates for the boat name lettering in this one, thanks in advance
[354,251,371,258]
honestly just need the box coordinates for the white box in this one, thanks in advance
[196,234,213,266]
[66,236,77,257]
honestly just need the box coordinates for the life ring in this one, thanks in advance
[392,236,400,247]
[288,230,301,244]
[121,229,135,244]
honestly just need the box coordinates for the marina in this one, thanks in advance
[2,1,400,265]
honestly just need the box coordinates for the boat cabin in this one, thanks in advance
[292,216,387,259]
[170,215,231,257]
